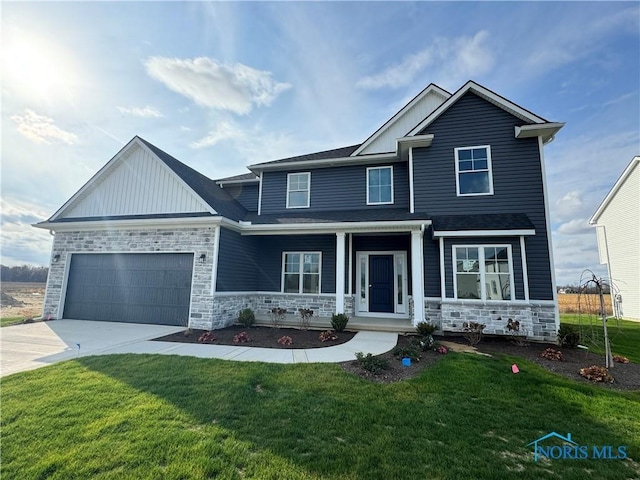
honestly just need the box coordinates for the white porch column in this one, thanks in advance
[335,232,346,313]
[411,229,425,325]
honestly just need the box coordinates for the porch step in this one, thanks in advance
[251,315,415,334]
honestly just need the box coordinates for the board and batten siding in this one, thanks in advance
[62,145,210,219]
[595,160,640,320]
[413,92,553,300]
[222,184,259,212]
[260,163,409,214]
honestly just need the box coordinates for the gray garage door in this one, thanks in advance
[63,253,193,326]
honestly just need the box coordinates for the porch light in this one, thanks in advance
[53,254,60,263]
[199,253,206,263]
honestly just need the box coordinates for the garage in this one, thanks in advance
[63,253,194,326]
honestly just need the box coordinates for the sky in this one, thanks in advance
[1,1,639,288]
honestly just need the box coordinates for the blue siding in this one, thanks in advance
[415,92,552,300]
[424,229,441,298]
[222,184,258,212]
[260,163,409,214]
[216,228,259,292]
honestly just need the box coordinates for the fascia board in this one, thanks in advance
[240,220,432,235]
[248,152,398,173]
[590,156,640,224]
[432,229,536,237]
[33,216,242,232]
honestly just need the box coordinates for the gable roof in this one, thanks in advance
[250,144,361,169]
[590,156,640,224]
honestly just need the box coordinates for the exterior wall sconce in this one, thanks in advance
[53,254,61,263]
[199,253,206,263]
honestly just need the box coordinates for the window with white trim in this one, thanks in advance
[454,246,513,300]
[287,172,310,208]
[282,252,321,294]
[367,166,394,205]
[455,146,493,196]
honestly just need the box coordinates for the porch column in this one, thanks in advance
[411,229,425,325]
[335,232,346,313]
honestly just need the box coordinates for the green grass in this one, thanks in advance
[0,316,24,327]
[1,353,638,480]
[561,313,640,363]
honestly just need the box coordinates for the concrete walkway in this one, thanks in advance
[0,320,398,377]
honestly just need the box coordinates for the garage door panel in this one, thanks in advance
[63,253,193,326]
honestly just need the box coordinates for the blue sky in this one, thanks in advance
[1,1,638,286]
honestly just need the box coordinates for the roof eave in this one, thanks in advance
[515,123,565,144]
[248,152,399,173]
[590,156,640,224]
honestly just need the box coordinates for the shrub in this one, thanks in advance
[436,345,448,355]
[558,324,580,348]
[416,321,437,337]
[183,328,192,337]
[319,330,338,342]
[540,347,564,361]
[270,308,287,328]
[579,365,614,383]
[277,335,293,346]
[355,352,390,374]
[238,308,256,328]
[392,344,421,362]
[613,355,629,364]
[417,335,435,351]
[198,331,217,343]
[233,331,250,344]
[331,313,349,332]
[462,321,486,346]
[298,308,314,330]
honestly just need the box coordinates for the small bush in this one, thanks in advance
[277,335,293,346]
[417,335,435,351]
[238,308,256,328]
[613,355,629,364]
[233,331,250,344]
[579,365,614,383]
[183,328,192,337]
[198,331,217,343]
[540,347,564,361]
[270,308,287,328]
[355,352,390,374]
[462,321,486,346]
[298,308,313,330]
[392,344,421,362]
[319,330,338,342]
[331,313,349,332]
[416,321,437,337]
[558,324,580,348]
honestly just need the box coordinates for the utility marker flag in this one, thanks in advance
[512,364,519,374]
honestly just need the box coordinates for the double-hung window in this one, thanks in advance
[454,246,513,301]
[455,146,493,196]
[367,166,394,204]
[287,172,310,208]
[282,252,321,294]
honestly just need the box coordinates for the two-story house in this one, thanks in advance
[35,80,564,341]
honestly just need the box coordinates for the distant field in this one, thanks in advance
[558,293,612,315]
[0,282,46,321]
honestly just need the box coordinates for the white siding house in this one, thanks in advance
[590,156,640,321]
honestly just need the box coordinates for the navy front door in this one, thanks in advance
[369,255,394,313]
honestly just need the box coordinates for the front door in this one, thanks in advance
[368,255,394,313]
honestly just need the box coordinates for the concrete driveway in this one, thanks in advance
[0,320,184,377]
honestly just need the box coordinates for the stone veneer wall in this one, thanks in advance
[43,227,217,329]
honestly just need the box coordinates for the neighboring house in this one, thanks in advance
[35,80,564,340]
[590,156,640,321]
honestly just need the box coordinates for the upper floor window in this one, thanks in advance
[454,245,513,301]
[282,252,321,294]
[287,172,310,208]
[455,146,493,196]
[367,166,394,205]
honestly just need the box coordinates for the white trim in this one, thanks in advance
[250,152,397,172]
[211,225,221,295]
[452,244,515,302]
[335,232,346,313]
[433,229,536,238]
[215,177,259,186]
[537,136,559,330]
[440,298,557,307]
[407,80,547,137]
[348,233,353,296]
[439,237,446,299]
[454,145,494,197]
[409,147,415,213]
[257,171,263,216]
[515,123,565,143]
[241,220,430,235]
[410,230,425,324]
[590,156,640,224]
[286,172,311,209]
[356,250,408,317]
[34,215,239,232]
[281,251,322,295]
[213,291,336,298]
[519,236,530,302]
[366,165,394,205]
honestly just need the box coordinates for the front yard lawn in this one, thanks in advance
[0,316,25,327]
[2,352,638,479]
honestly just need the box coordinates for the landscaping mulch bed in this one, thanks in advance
[153,325,356,349]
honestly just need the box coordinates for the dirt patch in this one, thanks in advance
[0,282,46,319]
[153,325,356,349]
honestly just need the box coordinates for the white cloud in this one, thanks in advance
[0,198,53,267]
[554,190,584,221]
[116,105,164,118]
[357,31,494,90]
[557,218,592,235]
[11,109,78,145]
[190,121,244,148]
[144,56,291,114]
